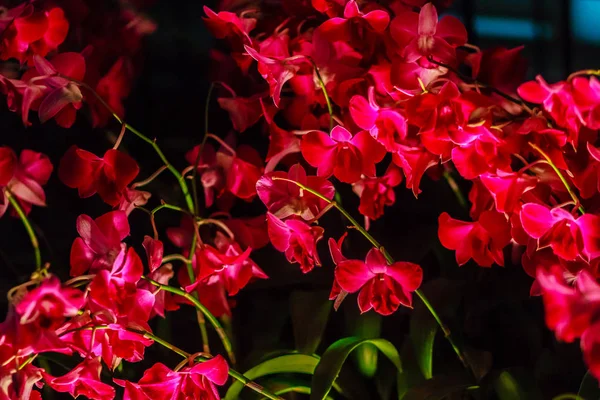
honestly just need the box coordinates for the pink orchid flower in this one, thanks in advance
[301,126,386,183]
[335,247,423,315]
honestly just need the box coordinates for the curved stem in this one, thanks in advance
[132,165,168,188]
[6,190,41,270]
[307,58,334,131]
[71,77,195,214]
[141,276,234,365]
[443,169,467,209]
[271,177,474,376]
[529,142,585,214]
[191,82,216,213]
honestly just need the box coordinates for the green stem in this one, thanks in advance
[443,170,468,209]
[529,142,585,214]
[71,77,195,214]
[271,177,474,375]
[6,190,41,270]
[306,58,334,131]
[191,82,216,213]
[142,276,235,365]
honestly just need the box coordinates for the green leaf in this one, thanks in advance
[344,304,383,378]
[310,337,402,400]
[290,290,332,354]
[494,371,525,400]
[224,354,320,400]
[397,340,427,400]
[401,375,476,400]
[410,316,437,379]
[259,377,335,400]
[578,370,600,400]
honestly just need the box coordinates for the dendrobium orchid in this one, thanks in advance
[334,247,423,315]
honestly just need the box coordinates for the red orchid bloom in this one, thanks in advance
[1,6,69,63]
[438,211,511,267]
[42,358,116,400]
[480,170,538,214]
[0,53,86,128]
[257,163,335,220]
[245,45,305,107]
[1,148,53,217]
[0,276,84,359]
[319,0,390,43]
[118,186,151,216]
[327,234,350,309]
[350,87,408,151]
[0,363,43,400]
[70,210,130,276]
[335,247,423,315]
[265,122,302,172]
[520,203,600,261]
[15,276,84,329]
[196,232,268,296]
[91,56,134,127]
[390,2,467,63]
[353,163,403,221]
[538,266,600,342]
[88,247,154,324]
[267,213,325,273]
[301,126,386,183]
[115,356,229,400]
[59,145,140,206]
[203,6,255,50]
[59,313,153,369]
[391,144,439,197]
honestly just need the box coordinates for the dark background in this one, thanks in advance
[2,0,600,398]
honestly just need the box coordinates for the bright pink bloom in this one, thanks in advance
[349,87,408,151]
[537,266,600,342]
[438,211,511,267]
[185,143,224,208]
[16,276,84,329]
[196,232,268,296]
[70,211,130,276]
[319,1,390,43]
[256,163,335,220]
[327,234,350,309]
[390,3,467,63]
[301,126,386,183]
[59,313,153,369]
[42,358,116,400]
[335,247,423,315]
[118,187,151,216]
[0,363,43,400]
[244,45,304,107]
[267,213,324,273]
[59,145,140,206]
[391,144,439,197]
[520,203,600,261]
[217,144,265,200]
[265,122,302,172]
[22,54,86,127]
[2,149,53,217]
[88,247,154,324]
[0,6,69,62]
[480,171,538,214]
[203,6,255,49]
[353,163,403,220]
[115,356,229,400]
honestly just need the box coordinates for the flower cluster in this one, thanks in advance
[202,0,600,380]
[2,0,600,397]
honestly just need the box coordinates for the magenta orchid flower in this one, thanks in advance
[70,210,130,276]
[267,212,325,273]
[438,211,512,267]
[257,163,335,220]
[390,2,467,63]
[115,355,229,400]
[335,247,423,315]
[301,126,386,183]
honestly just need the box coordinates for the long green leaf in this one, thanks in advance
[224,354,320,400]
[310,337,402,400]
[410,316,437,380]
[495,371,524,400]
